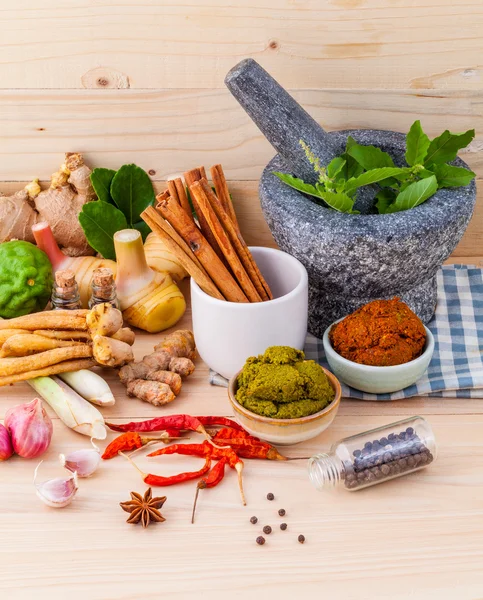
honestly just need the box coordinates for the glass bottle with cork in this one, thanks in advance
[51,269,82,310]
[88,267,119,309]
[308,416,436,492]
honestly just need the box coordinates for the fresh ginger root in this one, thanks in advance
[92,335,133,368]
[0,181,40,244]
[86,303,124,338]
[118,329,196,405]
[112,327,136,346]
[33,153,96,256]
[126,380,176,406]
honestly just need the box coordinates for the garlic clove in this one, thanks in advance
[34,461,78,508]
[59,441,101,478]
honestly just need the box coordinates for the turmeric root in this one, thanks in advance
[0,359,95,386]
[0,310,88,331]
[0,334,82,358]
[86,303,123,337]
[118,329,196,404]
[112,327,136,346]
[92,335,133,367]
[147,371,182,396]
[154,330,196,360]
[0,345,93,377]
[126,380,176,406]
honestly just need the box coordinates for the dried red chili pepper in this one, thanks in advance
[102,431,183,460]
[212,428,287,461]
[148,441,246,505]
[106,415,212,441]
[121,451,212,487]
[195,416,244,431]
[191,457,227,524]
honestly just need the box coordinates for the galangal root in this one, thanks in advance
[118,330,196,406]
[0,303,135,386]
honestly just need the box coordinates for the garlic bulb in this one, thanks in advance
[5,398,53,459]
[59,440,100,478]
[34,461,78,508]
[0,424,13,461]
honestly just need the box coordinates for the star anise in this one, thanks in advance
[120,488,167,528]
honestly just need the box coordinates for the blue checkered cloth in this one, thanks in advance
[209,264,483,400]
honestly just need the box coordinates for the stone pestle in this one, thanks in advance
[225,58,339,183]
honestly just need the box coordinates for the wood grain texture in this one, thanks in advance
[1,88,481,181]
[1,0,483,90]
[1,272,483,599]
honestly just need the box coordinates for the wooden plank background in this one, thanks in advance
[0,0,481,254]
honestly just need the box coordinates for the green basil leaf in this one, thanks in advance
[78,202,128,260]
[327,157,346,179]
[344,168,409,194]
[431,164,476,188]
[110,164,155,226]
[90,168,116,204]
[405,120,430,166]
[133,220,151,241]
[424,129,475,165]
[386,175,438,213]
[375,189,397,214]
[348,143,395,170]
[273,172,319,197]
[345,135,357,152]
[315,184,359,214]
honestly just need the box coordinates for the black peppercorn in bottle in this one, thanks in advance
[308,416,436,492]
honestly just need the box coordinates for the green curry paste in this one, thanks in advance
[235,346,334,419]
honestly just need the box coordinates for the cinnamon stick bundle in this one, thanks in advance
[190,180,262,302]
[141,163,273,304]
[142,206,224,300]
[184,168,225,263]
[156,195,248,303]
[198,178,272,301]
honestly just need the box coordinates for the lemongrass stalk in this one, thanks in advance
[58,370,115,407]
[114,229,155,310]
[28,375,107,439]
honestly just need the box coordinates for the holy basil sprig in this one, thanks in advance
[274,120,475,215]
[79,164,155,259]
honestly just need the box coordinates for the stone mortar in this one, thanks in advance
[260,130,477,337]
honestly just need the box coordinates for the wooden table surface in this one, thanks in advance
[1,273,482,600]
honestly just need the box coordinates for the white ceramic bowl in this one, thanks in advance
[322,320,435,394]
[191,247,308,379]
[228,366,342,445]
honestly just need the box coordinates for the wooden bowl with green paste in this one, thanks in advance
[227,346,341,445]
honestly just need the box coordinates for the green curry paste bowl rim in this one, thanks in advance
[323,318,435,371]
[227,363,342,427]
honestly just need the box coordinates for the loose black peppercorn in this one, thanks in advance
[256,536,265,545]
[250,516,258,524]
[278,509,286,516]
[267,493,274,501]
[280,523,287,530]
[298,535,305,544]
[263,525,272,535]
